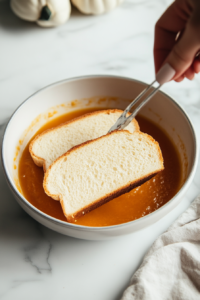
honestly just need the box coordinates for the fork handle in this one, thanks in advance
[156,63,176,85]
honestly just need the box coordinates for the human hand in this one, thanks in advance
[154,0,200,82]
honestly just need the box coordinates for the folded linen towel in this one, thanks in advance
[121,195,200,300]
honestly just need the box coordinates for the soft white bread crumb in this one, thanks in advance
[29,109,139,171]
[43,130,164,222]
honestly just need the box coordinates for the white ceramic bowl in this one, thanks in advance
[1,76,198,240]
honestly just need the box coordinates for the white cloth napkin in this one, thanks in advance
[121,195,200,300]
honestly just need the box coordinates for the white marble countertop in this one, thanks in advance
[0,0,200,299]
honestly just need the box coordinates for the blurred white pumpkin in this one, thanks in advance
[10,0,71,27]
[71,0,124,15]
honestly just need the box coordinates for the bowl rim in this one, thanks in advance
[1,74,198,231]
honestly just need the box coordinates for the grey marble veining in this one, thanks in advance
[0,0,200,299]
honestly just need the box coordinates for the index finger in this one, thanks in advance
[154,0,192,73]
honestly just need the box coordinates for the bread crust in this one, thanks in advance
[29,109,140,172]
[43,130,164,223]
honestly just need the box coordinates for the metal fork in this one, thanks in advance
[108,63,175,133]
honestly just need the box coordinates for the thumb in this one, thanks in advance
[164,23,200,79]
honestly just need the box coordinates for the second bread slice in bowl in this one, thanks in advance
[29,109,139,171]
[44,130,164,222]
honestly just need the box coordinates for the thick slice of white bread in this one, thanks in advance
[29,109,139,171]
[43,130,164,222]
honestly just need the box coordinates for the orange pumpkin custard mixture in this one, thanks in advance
[18,107,182,227]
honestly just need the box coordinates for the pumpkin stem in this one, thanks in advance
[39,5,52,21]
